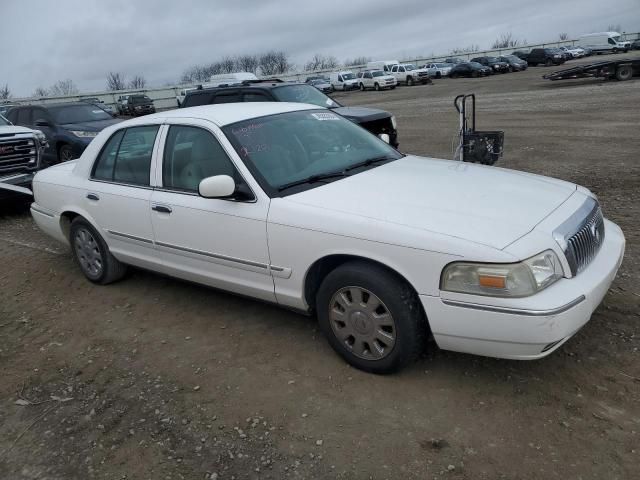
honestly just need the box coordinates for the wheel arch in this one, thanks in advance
[59,208,101,242]
[303,253,427,320]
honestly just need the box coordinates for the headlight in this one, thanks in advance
[390,115,397,129]
[70,130,98,138]
[441,250,564,298]
[33,129,48,145]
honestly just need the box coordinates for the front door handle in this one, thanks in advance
[151,205,172,214]
[86,193,99,201]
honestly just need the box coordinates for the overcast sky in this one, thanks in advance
[1,0,639,97]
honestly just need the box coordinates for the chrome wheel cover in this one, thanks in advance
[74,228,103,278]
[329,286,396,360]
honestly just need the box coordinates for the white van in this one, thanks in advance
[205,72,258,88]
[366,60,399,73]
[329,71,359,91]
[578,32,631,53]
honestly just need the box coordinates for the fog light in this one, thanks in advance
[379,133,390,143]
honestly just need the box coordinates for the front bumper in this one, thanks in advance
[0,172,35,200]
[422,219,625,359]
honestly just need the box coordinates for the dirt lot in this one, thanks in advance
[1,54,639,480]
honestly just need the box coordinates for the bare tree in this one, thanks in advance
[236,54,259,73]
[344,56,371,67]
[33,87,49,97]
[49,79,78,96]
[259,50,292,76]
[558,32,569,41]
[304,54,340,71]
[450,44,480,55]
[0,83,10,99]
[129,75,146,89]
[106,72,126,91]
[219,57,236,74]
[491,33,526,49]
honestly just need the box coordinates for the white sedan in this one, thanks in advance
[30,103,625,373]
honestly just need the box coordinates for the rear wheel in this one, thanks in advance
[406,76,414,86]
[70,217,127,285]
[616,65,633,81]
[316,261,427,374]
[359,82,365,91]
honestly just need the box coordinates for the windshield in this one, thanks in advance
[223,109,402,194]
[612,35,621,42]
[131,95,151,104]
[272,84,339,108]
[486,57,500,62]
[436,63,449,68]
[404,64,415,71]
[341,73,356,80]
[502,55,519,61]
[0,114,9,126]
[372,71,385,77]
[469,62,483,68]
[49,104,113,124]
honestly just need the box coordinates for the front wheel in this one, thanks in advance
[70,217,128,285]
[616,65,633,81]
[374,82,380,91]
[316,261,427,374]
[435,72,441,79]
[545,58,553,67]
[58,144,74,163]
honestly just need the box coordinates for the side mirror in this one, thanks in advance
[198,175,236,199]
[34,119,50,127]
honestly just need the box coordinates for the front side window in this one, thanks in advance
[223,110,402,195]
[92,126,159,186]
[162,125,237,192]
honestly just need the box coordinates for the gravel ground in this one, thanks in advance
[1,53,639,480]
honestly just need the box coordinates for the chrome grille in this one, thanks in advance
[0,137,37,173]
[554,197,605,276]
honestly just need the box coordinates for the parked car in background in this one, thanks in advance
[0,103,19,117]
[389,63,432,85]
[449,62,492,78]
[305,75,330,83]
[578,46,594,56]
[471,56,511,73]
[79,97,115,116]
[422,63,453,78]
[498,55,528,71]
[527,48,565,66]
[308,78,333,93]
[180,80,399,147]
[512,50,531,61]
[579,32,630,53]
[366,60,399,73]
[116,95,130,115]
[330,71,359,91]
[5,102,121,164]
[29,103,625,373]
[551,48,572,61]
[631,39,640,50]
[560,46,586,58]
[444,58,465,64]
[120,95,156,116]
[357,70,397,91]
[0,113,48,199]
[176,87,199,107]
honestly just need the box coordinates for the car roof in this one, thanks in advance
[122,102,320,128]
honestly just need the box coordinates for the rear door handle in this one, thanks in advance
[86,193,99,201]
[151,205,172,214]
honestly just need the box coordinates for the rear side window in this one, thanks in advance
[183,93,214,107]
[214,93,241,104]
[92,126,159,186]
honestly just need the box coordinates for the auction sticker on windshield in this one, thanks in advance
[311,112,339,121]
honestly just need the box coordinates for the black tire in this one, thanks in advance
[406,76,414,86]
[612,48,618,54]
[450,73,458,79]
[374,82,380,91]
[435,72,441,79]
[58,144,75,163]
[390,86,396,89]
[69,217,127,285]
[359,82,365,91]
[616,65,633,81]
[316,261,427,374]
[530,62,538,66]
[471,71,478,78]
[545,58,553,67]
[331,85,335,92]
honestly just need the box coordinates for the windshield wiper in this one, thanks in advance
[344,154,401,173]
[277,170,349,192]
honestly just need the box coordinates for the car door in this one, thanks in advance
[86,123,162,269]
[149,118,276,302]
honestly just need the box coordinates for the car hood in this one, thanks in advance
[333,106,391,123]
[283,156,577,250]
[0,125,35,135]
[60,118,122,132]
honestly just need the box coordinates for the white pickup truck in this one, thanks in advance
[389,63,432,86]
[0,113,47,199]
